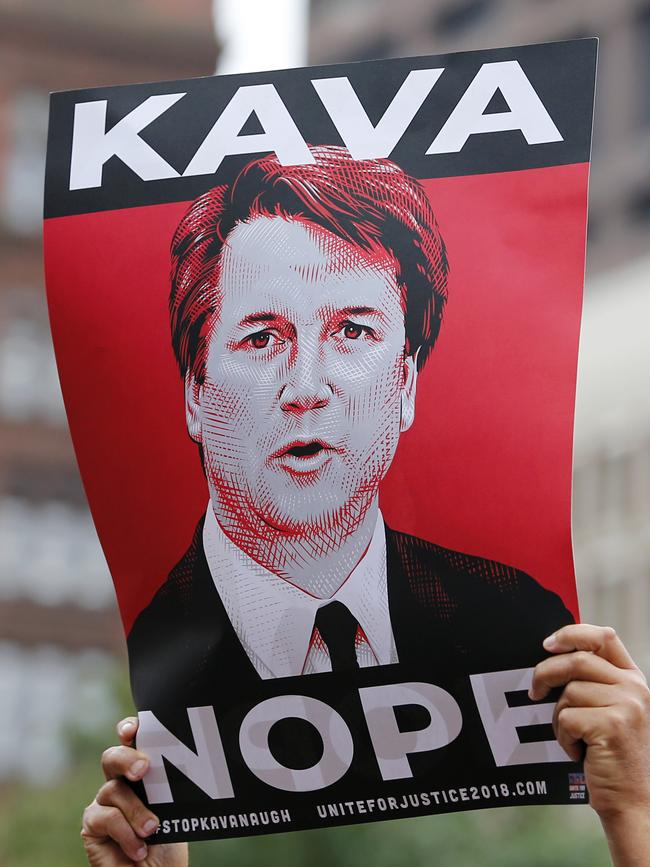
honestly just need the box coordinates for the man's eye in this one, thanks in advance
[341,322,371,340]
[245,330,279,349]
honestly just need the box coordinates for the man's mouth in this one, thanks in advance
[269,439,338,474]
[285,441,326,458]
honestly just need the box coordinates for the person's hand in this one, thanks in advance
[531,624,650,866]
[81,717,189,867]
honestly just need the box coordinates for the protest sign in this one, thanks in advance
[44,38,596,842]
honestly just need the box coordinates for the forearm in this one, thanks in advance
[599,809,650,867]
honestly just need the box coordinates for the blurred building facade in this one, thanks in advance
[309,0,650,670]
[1,0,648,788]
[0,0,217,784]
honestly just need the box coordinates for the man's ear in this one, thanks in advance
[400,351,419,433]
[184,371,203,444]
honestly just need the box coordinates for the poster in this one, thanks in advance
[44,38,597,842]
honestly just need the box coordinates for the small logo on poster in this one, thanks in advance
[568,772,587,801]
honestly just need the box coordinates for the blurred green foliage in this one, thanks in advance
[0,673,611,867]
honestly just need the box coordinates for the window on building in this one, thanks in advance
[639,6,650,127]
[0,498,113,609]
[586,213,600,245]
[629,188,650,224]
[350,34,397,63]
[0,290,67,425]
[312,0,378,15]
[433,0,493,37]
[0,643,117,784]
[6,460,86,506]
[1,90,49,237]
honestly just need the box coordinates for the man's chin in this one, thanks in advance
[208,471,377,537]
[252,490,370,538]
[255,505,347,536]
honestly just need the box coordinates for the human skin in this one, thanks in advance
[184,215,418,598]
[81,718,188,866]
[83,624,650,866]
[530,624,650,867]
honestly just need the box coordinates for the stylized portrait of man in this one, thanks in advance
[128,146,573,708]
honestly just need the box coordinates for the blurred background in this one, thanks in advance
[1,0,649,864]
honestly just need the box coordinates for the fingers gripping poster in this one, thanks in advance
[44,39,596,843]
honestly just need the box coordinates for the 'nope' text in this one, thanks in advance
[137,667,570,804]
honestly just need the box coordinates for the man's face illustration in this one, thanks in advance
[186,215,418,535]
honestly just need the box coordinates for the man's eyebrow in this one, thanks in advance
[336,305,386,321]
[239,311,280,326]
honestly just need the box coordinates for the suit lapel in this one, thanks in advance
[385,524,463,678]
[182,526,262,697]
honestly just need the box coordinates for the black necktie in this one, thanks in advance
[314,601,360,672]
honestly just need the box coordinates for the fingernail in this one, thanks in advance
[129,760,146,778]
[527,687,537,701]
[135,846,147,861]
[119,720,136,735]
[543,633,557,650]
[142,818,158,835]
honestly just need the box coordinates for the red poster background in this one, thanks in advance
[44,163,588,634]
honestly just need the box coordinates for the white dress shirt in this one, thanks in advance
[203,505,399,678]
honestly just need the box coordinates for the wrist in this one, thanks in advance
[597,801,650,826]
[597,806,650,867]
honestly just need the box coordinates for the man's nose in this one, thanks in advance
[279,341,332,414]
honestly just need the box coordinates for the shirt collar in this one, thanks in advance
[202,505,392,678]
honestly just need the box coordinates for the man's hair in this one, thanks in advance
[170,145,449,382]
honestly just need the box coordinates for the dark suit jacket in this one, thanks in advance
[128,519,573,711]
